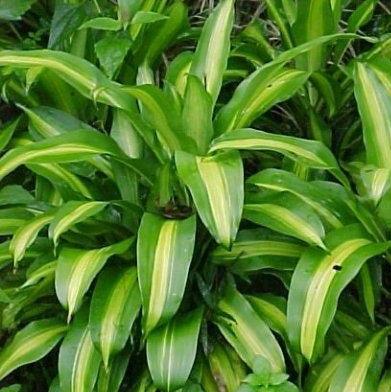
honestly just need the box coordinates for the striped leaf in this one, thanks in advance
[353,58,391,168]
[89,266,141,368]
[215,283,285,373]
[287,224,389,363]
[247,169,353,228]
[210,128,349,186]
[212,229,304,272]
[137,213,196,334]
[146,308,203,392]
[189,0,234,103]
[0,319,67,381]
[10,211,54,267]
[206,341,246,392]
[175,150,243,247]
[304,350,345,392]
[292,0,336,71]
[329,328,390,392]
[0,130,154,185]
[22,260,57,288]
[49,201,108,247]
[97,350,130,392]
[244,193,326,249]
[55,238,133,321]
[215,65,309,133]
[0,50,133,110]
[247,294,303,371]
[59,307,101,392]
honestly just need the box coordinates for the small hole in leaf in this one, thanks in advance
[333,265,342,271]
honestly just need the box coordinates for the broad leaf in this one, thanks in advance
[59,307,101,392]
[137,213,196,334]
[55,238,133,321]
[146,308,203,392]
[0,319,67,381]
[176,150,243,247]
[89,266,141,368]
[287,224,388,362]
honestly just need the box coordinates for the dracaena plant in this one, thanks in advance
[0,0,390,391]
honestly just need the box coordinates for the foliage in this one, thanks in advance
[0,0,390,391]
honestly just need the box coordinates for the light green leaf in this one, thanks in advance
[137,213,196,335]
[131,11,168,25]
[49,201,108,247]
[59,307,101,392]
[0,0,35,20]
[287,224,388,363]
[215,65,309,133]
[22,260,57,288]
[55,238,133,321]
[146,308,203,392]
[0,319,67,381]
[90,266,141,368]
[212,229,303,272]
[210,128,349,186]
[80,17,122,31]
[304,350,345,392]
[176,150,243,247]
[182,75,213,154]
[10,211,54,267]
[215,284,285,373]
[0,130,154,185]
[97,350,130,392]
[189,0,234,103]
[247,169,352,228]
[353,58,391,168]
[292,0,336,71]
[329,328,390,392]
[244,193,326,249]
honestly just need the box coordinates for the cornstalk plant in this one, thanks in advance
[0,0,390,391]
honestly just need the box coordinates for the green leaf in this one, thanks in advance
[182,75,214,154]
[0,185,33,206]
[137,213,196,334]
[95,34,132,79]
[89,266,141,368]
[292,0,336,71]
[80,17,122,31]
[0,119,19,151]
[176,150,243,247]
[189,0,234,104]
[132,11,168,25]
[0,129,154,185]
[49,201,108,247]
[59,306,101,392]
[215,65,309,133]
[146,308,203,392]
[247,169,352,228]
[212,229,303,272]
[329,328,390,392]
[0,319,67,381]
[0,50,134,109]
[10,211,54,267]
[244,193,326,249]
[379,369,391,392]
[0,0,35,20]
[215,283,285,373]
[55,238,133,321]
[206,341,246,392]
[97,350,130,392]
[353,58,391,168]
[304,349,345,392]
[287,224,389,363]
[210,128,349,186]
[22,260,57,288]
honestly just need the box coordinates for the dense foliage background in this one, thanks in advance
[0,0,391,391]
